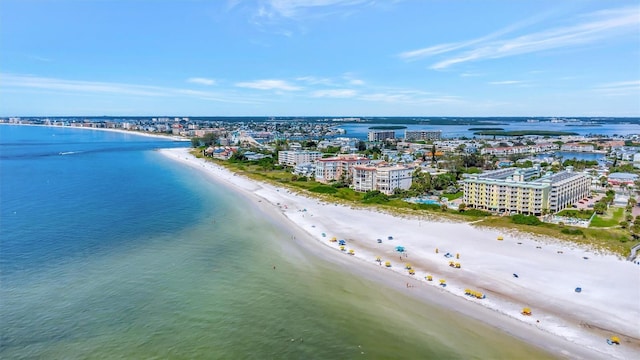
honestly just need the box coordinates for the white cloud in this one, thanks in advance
[235,79,301,91]
[489,80,524,85]
[592,80,640,96]
[257,0,371,19]
[187,77,216,86]
[312,89,357,98]
[296,76,333,85]
[358,89,459,104]
[460,72,483,77]
[399,6,640,69]
[0,73,256,103]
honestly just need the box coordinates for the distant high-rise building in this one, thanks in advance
[404,130,441,141]
[368,131,395,142]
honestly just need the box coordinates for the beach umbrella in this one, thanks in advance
[395,246,405,252]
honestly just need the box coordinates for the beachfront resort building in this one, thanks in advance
[368,131,395,142]
[352,164,414,195]
[315,155,370,183]
[278,150,323,166]
[405,130,442,141]
[462,166,590,215]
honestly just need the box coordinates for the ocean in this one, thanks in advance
[0,125,556,359]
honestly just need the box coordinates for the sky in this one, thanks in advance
[1,0,639,117]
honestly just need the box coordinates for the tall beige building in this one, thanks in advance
[462,167,590,215]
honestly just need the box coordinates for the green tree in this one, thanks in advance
[594,202,608,214]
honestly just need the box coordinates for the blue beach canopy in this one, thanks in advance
[395,246,405,252]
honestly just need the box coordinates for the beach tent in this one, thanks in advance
[339,246,345,251]
[339,240,346,245]
[385,261,391,267]
[408,269,415,275]
[522,307,532,316]
[395,246,405,253]
[388,236,394,240]
[497,236,504,241]
[348,249,355,255]
[426,275,433,281]
[405,263,412,269]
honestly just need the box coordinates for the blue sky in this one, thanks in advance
[1,0,639,117]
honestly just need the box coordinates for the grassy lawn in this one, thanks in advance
[442,191,463,201]
[193,150,637,257]
[590,207,624,228]
[556,209,594,220]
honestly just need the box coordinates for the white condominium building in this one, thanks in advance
[278,150,322,166]
[352,164,414,195]
[315,155,369,183]
[404,130,442,141]
[462,166,589,215]
[368,131,395,142]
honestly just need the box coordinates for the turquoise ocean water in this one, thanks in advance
[0,125,556,359]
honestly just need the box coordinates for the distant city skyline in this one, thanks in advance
[1,0,639,117]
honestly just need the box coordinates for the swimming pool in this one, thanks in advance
[410,199,440,205]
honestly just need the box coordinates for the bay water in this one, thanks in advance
[0,125,555,359]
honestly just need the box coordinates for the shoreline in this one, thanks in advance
[159,147,639,359]
[0,122,190,142]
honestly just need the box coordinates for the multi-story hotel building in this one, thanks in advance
[352,164,414,195]
[462,166,590,215]
[315,155,370,183]
[277,150,323,166]
[368,131,395,142]
[404,130,442,141]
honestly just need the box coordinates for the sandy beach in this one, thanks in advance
[160,147,640,359]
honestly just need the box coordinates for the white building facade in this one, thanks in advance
[352,164,414,195]
[278,150,322,166]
